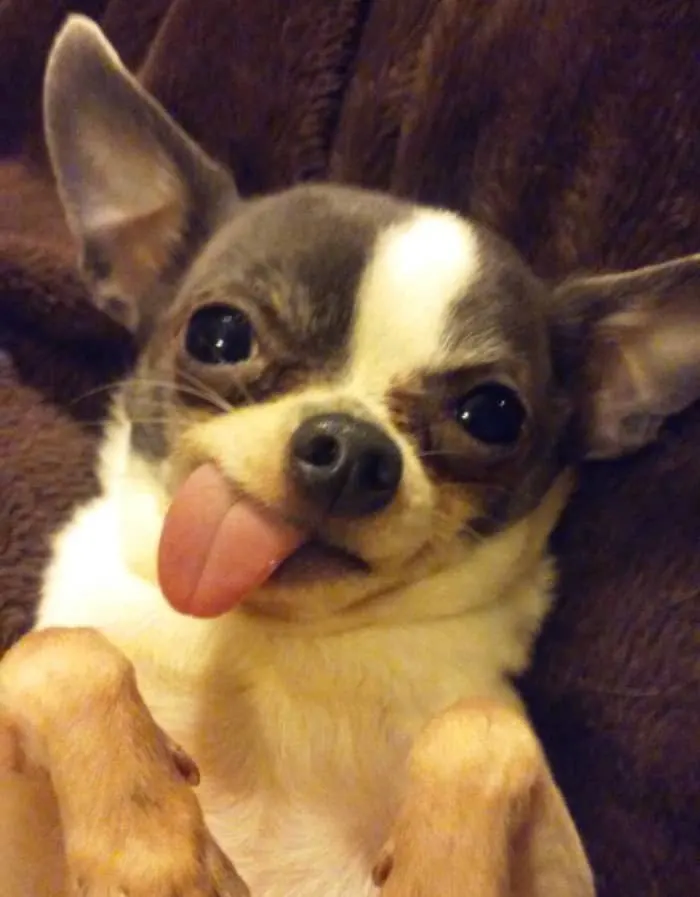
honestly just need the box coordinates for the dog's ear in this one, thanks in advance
[43,15,237,334]
[551,254,700,459]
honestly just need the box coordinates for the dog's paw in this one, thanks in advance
[65,813,250,897]
[371,840,395,890]
[0,629,249,897]
[61,731,249,897]
[373,700,595,897]
[371,824,467,897]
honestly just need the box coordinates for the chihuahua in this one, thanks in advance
[1,15,699,897]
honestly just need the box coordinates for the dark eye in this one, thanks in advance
[454,384,526,446]
[185,305,253,365]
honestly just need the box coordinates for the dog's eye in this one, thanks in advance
[185,305,254,365]
[454,384,525,446]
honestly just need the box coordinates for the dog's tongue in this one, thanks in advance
[158,464,304,618]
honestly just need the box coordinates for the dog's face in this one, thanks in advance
[124,192,569,616]
[43,17,700,619]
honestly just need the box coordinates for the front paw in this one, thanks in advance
[67,844,248,897]
[1,628,249,896]
[373,700,594,897]
[62,719,249,896]
[64,783,250,897]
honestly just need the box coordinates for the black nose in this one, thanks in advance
[290,413,403,516]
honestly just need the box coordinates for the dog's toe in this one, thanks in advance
[65,807,251,897]
[205,836,251,896]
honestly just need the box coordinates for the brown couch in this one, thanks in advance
[1,2,698,895]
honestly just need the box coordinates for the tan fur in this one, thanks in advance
[0,629,248,897]
[374,701,593,897]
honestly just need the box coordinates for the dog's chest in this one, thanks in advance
[38,492,507,897]
[137,669,404,897]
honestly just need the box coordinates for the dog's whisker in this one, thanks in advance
[71,376,200,406]
[69,377,138,406]
[117,417,174,426]
[179,366,254,409]
[419,449,485,461]
[176,368,237,413]
[71,371,250,416]
[122,376,232,414]
[460,521,488,544]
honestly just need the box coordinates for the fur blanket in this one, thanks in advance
[1,2,698,895]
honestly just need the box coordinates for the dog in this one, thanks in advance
[1,14,699,897]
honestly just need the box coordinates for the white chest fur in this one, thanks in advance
[36,428,557,897]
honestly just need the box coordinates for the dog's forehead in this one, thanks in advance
[176,185,407,355]
[191,184,408,299]
[181,186,547,385]
[347,210,548,389]
[348,211,481,386]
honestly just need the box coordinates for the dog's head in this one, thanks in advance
[43,17,700,621]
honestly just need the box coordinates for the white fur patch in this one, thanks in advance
[346,211,480,391]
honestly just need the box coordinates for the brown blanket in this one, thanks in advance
[1,1,699,894]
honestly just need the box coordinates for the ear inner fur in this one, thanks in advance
[43,14,237,335]
[551,255,700,457]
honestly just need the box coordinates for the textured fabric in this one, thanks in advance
[1,2,699,895]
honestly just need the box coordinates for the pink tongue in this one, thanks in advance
[158,464,304,618]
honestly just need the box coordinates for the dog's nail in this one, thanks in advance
[167,736,201,785]
[372,843,395,887]
[207,837,251,896]
[0,718,24,773]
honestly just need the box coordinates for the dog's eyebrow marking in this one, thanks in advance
[346,211,480,392]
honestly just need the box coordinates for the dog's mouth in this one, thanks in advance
[271,539,371,585]
[158,463,372,618]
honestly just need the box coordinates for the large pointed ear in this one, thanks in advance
[43,15,237,334]
[551,255,700,459]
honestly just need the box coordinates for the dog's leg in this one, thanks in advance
[0,706,68,897]
[373,700,594,897]
[0,627,249,897]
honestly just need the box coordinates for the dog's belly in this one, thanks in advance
[204,797,379,897]
[139,680,397,897]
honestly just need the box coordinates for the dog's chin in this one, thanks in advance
[271,539,371,586]
[238,540,378,622]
